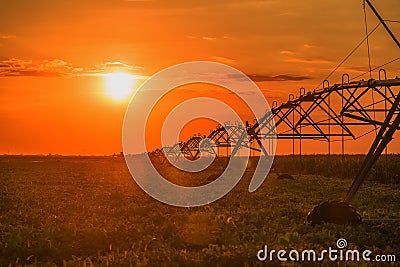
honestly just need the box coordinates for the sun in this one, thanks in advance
[103,72,137,101]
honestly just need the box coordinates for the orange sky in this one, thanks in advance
[0,0,399,155]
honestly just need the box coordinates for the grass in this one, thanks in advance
[0,155,399,266]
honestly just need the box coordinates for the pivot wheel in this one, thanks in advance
[306,200,361,225]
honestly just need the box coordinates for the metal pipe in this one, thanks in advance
[365,0,400,48]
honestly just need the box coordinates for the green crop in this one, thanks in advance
[0,155,398,266]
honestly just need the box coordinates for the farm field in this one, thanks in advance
[0,155,399,266]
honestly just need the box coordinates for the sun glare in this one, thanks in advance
[104,72,137,101]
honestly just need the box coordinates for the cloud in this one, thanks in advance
[211,56,236,65]
[335,66,369,73]
[277,12,296,16]
[0,34,16,39]
[186,35,218,41]
[303,44,316,49]
[0,58,78,77]
[226,73,311,82]
[280,44,331,64]
[280,50,295,55]
[0,58,141,77]
[98,61,138,70]
[40,59,75,73]
[285,57,332,64]
[83,61,142,75]
[245,74,312,82]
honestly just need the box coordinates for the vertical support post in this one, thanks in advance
[380,69,389,187]
[226,137,228,157]
[323,80,331,178]
[292,110,295,159]
[328,94,331,178]
[341,74,349,179]
[341,103,345,180]
[345,91,400,203]
[269,137,271,156]
[299,87,306,177]
[385,88,389,185]
[289,94,295,162]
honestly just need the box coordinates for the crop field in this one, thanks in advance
[0,155,399,266]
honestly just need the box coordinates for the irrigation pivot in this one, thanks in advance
[154,73,400,224]
[151,0,400,225]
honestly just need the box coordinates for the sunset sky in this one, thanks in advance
[0,0,399,155]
